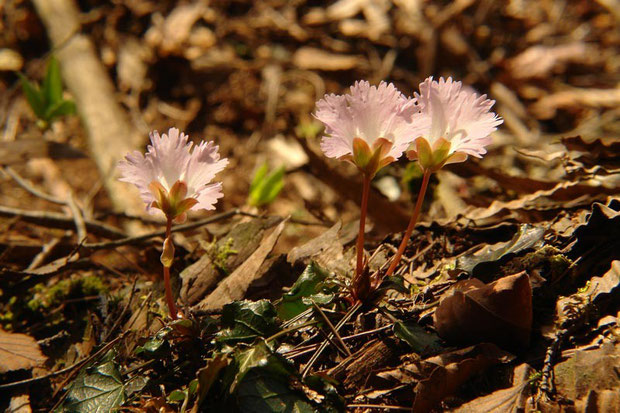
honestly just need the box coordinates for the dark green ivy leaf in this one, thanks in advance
[216,300,280,346]
[277,262,333,320]
[393,321,443,357]
[61,360,125,412]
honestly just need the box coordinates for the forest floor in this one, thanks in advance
[0,0,619,411]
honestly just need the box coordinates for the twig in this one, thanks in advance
[67,194,87,242]
[3,166,65,204]
[82,208,242,249]
[347,404,411,411]
[312,301,352,356]
[0,204,126,239]
[301,302,361,378]
[4,166,89,242]
[26,237,63,270]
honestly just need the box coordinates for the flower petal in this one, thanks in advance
[314,80,428,165]
[414,77,502,158]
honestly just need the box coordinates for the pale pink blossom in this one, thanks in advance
[118,128,228,214]
[409,77,502,164]
[314,81,429,176]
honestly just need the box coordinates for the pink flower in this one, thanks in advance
[118,128,228,218]
[407,77,503,171]
[314,80,429,177]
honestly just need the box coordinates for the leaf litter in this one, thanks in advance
[0,0,619,412]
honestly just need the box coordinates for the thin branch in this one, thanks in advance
[312,301,352,356]
[3,166,65,205]
[82,208,243,249]
[0,204,125,239]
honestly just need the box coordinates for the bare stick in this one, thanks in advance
[82,209,241,249]
[0,204,125,239]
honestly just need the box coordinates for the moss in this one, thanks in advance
[206,237,239,274]
[27,275,107,311]
[503,245,573,281]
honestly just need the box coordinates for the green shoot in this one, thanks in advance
[247,163,285,207]
[18,56,76,129]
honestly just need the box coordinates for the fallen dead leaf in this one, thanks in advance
[433,272,533,351]
[453,363,534,413]
[193,219,288,311]
[412,343,515,413]
[0,329,47,374]
[554,341,620,402]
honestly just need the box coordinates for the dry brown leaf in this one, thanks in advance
[453,363,534,412]
[194,219,287,311]
[462,181,618,224]
[531,86,620,119]
[0,140,85,165]
[554,342,620,402]
[561,136,620,177]
[180,217,281,305]
[433,272,533,350]
[0,329,47,374]
[287,221,347,272]
[412,343,515,413]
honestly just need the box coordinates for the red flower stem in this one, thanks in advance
[163,217,178,320]
[356,174,371,278]
[385,169,432,278]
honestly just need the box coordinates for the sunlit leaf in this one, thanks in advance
[216,300,280,345]
[42,56,64,105]
[276,262,332,320]
[248,164,285,207]
[18,73,45,118]
[61,360,125,412]
[45,99,76,120]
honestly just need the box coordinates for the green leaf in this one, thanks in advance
[45,99,76,121]
[236,368,315,412]
[249,163,269,194]
[42,56,64,105]
[248,164,285,207]
[225,340,315,411]
[393,321,443,356]
[18,73,45,118]
[61,360,125,412]
[167,389,187,402]
[216,300,280,346]
[277,262,332,320]
[135,326,172,356]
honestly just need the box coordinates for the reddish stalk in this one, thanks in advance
[163,217,179,319]
[385,169,431,277]
[355,174,371,278]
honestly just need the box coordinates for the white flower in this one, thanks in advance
[118,128,228,217]
[314,80,430,176]
[408,77,503,170]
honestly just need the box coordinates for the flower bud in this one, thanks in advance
[160,237,175,268]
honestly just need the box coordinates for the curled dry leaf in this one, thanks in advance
[433,272,533,351]
[412,343,515,413]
